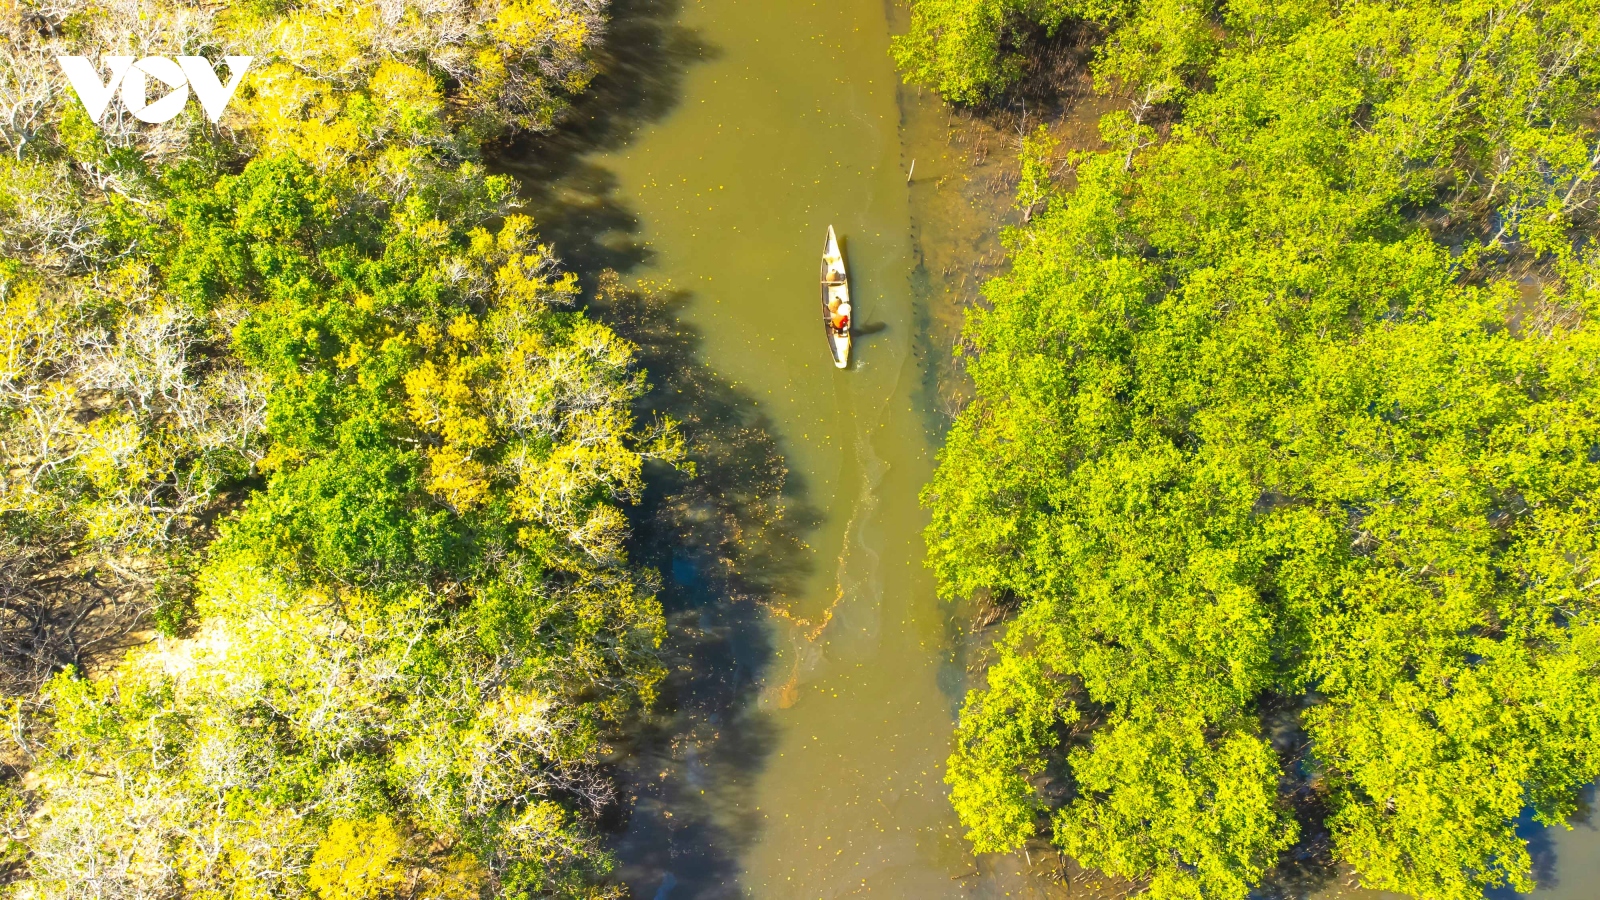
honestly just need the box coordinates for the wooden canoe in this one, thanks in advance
[820,225,851,369]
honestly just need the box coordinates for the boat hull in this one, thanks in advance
[821,226,851,368]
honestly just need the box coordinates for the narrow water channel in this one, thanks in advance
[507,0,1052,895]
[501,1,1600,898]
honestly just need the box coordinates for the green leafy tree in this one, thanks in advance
[18,152,677,899]
[891,0,1217,104]
[0,0,616,682]
[925,1,1600,898]
[2,0,686,897]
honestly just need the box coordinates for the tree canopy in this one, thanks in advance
[891,0,1216,105]
[1,1,680,896]
[918,1,1600,897]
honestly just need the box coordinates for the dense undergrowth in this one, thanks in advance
[903,1,1600,899]
[0,1,681,896]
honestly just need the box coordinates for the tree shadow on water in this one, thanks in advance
[493,0,721,288]
[591,273,822,899]
[1482,782,1595,900]
[491,3,818,890]
[1255,769,1594,899]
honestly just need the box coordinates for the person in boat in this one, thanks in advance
[831,301,851,335]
